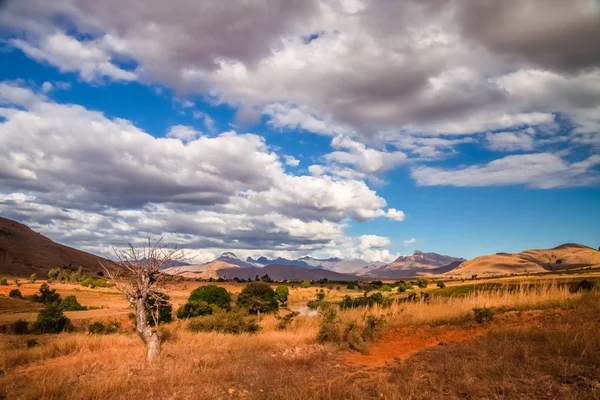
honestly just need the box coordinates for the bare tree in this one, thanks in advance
[101,237,185,362]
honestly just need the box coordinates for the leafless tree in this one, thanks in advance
[100,237,186,362]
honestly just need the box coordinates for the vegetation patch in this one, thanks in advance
[188,309,260,334]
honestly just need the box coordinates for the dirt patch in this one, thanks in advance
[345,308,567,368]
[345,324,486,367]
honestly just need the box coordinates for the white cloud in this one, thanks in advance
[359,235,391,251]
[385,208,406,222]
[283,155,300,167]
[411,153,600,188]
[486,129,535,152]
[12,32,137,82]
[402,238,417,247]
[326,135,407,174]
[41,81,53,93]
[0,81,405,258]
[166,125,202,142]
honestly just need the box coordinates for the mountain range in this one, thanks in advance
[1,217,598,280]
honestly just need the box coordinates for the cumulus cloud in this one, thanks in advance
[283,155,300,167]
[0,81,405,259]
[486,129,535,152]
[359,235,391,251]
[411,153,600,189]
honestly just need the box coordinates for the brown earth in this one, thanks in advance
[447,243,600,278]
[0,216,116,277]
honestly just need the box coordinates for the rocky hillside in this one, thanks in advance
[364,250,465,278]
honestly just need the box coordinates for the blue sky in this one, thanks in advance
[0,0,599,262]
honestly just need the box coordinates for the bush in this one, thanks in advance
[14,279,21,287]
[362,315,386,340]
[317,304,341,343]
[176,300,213,319]
[88,321,120,334]
[145,292,173,326]
[32,304,70,333]
[80,277,95,287]
[301,280,311,288]
[93,278,108,287]
[11,319,29,335]
[237,282,279,315]
[29,273,37,283]
[570,279,596,293]
[379,285,392,292]
[346,282,355,290]
[416,279,428,289]
[188,285,232,311]
[344,321,367,353]
[0,277,8,285]
[188,309,260,334]
[9,289,22,298]
[397,283,407,292]
[436,281,446,288]
[34,283,61,304]
[47,268,60,280]
[275,285,289,305]
[473,307,494,323]
[59,295,87,311]
[276,311,299,330]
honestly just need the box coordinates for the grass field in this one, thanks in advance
[0,276,598,399]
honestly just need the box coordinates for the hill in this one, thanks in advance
[247,255,382,274]
[364,250,465,278]
[0,216,115,277]
[447,243,600,277]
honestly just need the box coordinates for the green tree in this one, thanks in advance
[300,280,311,288]
[145,292,173,326]
[0,277,8,285]
[177,300,213,319]
[188,285,232,311]
[275,285,289,305]
[59,295,87,311]
[32,304,70,333]
[35,283,61,304]
[237,282,279,315]
[29,273,37,283]
[379,285,392,292]
[436,281,446,289]
[9,289,22,298]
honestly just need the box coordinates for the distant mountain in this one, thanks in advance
[217,252,254,268]
[447,244,600,278]
[364,250,465,278]
[0,216,116,276]
[246,255,381,274]
[217,264,357,281]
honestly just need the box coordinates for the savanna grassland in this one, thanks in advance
[1,274,599,400]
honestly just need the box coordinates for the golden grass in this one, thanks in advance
[0,281,596,399]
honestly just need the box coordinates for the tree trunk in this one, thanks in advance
[135,294,161,362]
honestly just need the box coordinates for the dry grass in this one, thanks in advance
[0,281,597,399]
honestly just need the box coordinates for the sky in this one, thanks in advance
[0,0,599,263]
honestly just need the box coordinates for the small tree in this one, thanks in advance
[9,289,22,298]
[0,277,8,285]
[237,282,279,315]
[301,280,311,288]
[436,281,446,289]
[32,304,70,333]
[379,285,392,292]
[48,268,60,281]
[188,285,231,311]
[101,238,186,362]
[29,273,37,283]
[275,285,289,305]
[35,283,61,304]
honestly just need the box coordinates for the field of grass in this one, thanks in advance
[0,277,598,399]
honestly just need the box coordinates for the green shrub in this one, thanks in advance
[11,319,29,335]
[145,292,173,326]
[81,277,95,287]
[29,273,37,283]
[346,282,355,290]
[187,309,260,334]
[301,280,311,288]
[59,295,87,311]
[436,281,446,288]
[0,277,8,285]
[188,285,232,311]
[362,315,386,340]
[93,278,108,287]
[34,283,61,304]
[344,321,367,353]
[379,285,392,292]
[47,268,60,280]
[416,279,428,289]
[473,307,494,323]
[176,300,213,319]
[14,279,21,287]
[32,304,70,333]
[88,321,120,334]
[276,311,299,330]
[397,283,407,292]
[317,304,341,343]
[237,282,279,315]
[9,289,22,298]
[275,285,289,305]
